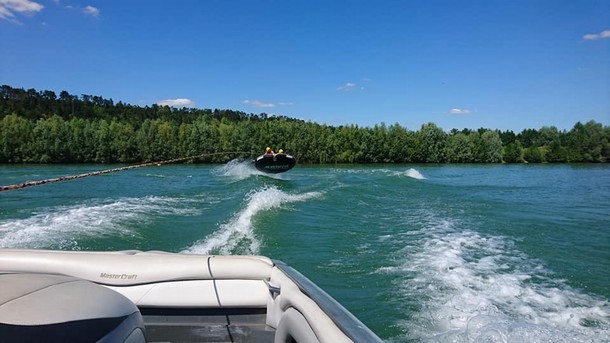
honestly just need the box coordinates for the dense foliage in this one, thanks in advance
[1,85,609,164]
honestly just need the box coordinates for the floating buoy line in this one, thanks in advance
[0,151,249,192]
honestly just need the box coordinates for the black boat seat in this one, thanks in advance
[0,273,145,343]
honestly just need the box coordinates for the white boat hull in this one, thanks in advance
[0,249,381,343]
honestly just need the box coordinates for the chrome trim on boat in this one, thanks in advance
[265,280,281,296]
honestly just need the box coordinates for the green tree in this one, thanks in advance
[446,132,473,163]
[503,141,524,163]
[32,115,70,162]
[565,121,609,162]
[471,130,503,163]
[536,126,561,147]
[386,124,409,163]
[0,114,34,162]
[418,122,447,163]
[1,85,608,165]
[481,130,503,163]
[67,118,96,162]
[95,119,112,163]
[523,147,545,163]
[109,120,137,162]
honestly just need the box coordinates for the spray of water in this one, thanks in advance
[379,213,609,342]
[214,158,256,180]
[0,196,199,249]
[404,168,426,180]
[214,158,286,181]
[331,167,426,180]
[183,186,321,255]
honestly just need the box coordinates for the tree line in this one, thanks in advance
[1,85,609,164]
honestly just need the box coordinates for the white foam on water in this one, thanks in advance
[183,186,322,255]
[404,168,426,180]
[386,168,426,179]
[215,158,281,180]
[0,196,199,249]
[331,167,427,182]
[215,158,255,180]
[382,216,610,342]
[144,173,167,178]
[330,168,392,176]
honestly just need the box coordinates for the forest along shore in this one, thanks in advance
[1,85,609,164]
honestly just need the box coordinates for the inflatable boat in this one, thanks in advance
[0,249,382,343]
[254,154,296,174]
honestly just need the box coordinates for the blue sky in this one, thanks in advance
[1,0,608,132]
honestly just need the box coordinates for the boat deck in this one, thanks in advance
[0,249,384,343]
[141,308,275,343]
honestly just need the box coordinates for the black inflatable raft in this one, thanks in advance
[254,154,296,174]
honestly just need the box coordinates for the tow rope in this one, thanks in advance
[0,151,249,192]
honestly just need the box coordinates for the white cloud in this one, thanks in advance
[337,82,357,91]
[83,5,99,17]
[449,108,471,115]
[157,98,195,108]
[243,99,275,108]
[243,99,293,108]
[583,30,610,40]
[0,0,44,22]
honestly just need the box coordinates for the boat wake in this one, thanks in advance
[387,168,426,179]
[403,168,426,180]
[331,167,427,180]
[215,158,285,181]
[183,186,322,255]
[214,158,257,180]
[0,196,200,250]
[378,213,610,342]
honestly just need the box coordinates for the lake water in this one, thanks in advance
[1,162,609,342]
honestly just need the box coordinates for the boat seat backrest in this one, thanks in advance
[0,273,145,343]
[0,249,273,285]
[267,267,352,343]
[0,249,275,309]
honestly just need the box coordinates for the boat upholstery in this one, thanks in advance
[274,307,317,343]
[0,249,274,308]
[0,249,360,342]
[0,273,145,343]
[0,249,273,284]
[267,267,352,343]
[107,279,270,308]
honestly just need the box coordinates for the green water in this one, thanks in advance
[1,162,609,342]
